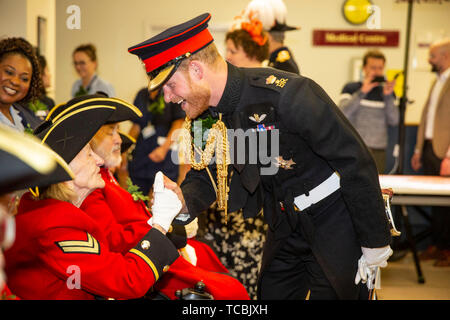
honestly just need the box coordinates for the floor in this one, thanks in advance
[377,252,450,300]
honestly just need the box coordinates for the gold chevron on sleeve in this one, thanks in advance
[56,232,100,254]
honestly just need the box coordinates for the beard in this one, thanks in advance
[431,63,439,73]
[104,149,122,169]
[184,77,211,120]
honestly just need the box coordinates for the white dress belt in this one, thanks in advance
[294,172,341,211]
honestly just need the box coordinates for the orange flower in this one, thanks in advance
[241,17,268,46]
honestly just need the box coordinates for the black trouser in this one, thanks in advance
[422,140,450,250]
[259,228,338,300]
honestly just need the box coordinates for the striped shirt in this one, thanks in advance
[338,81,399,149]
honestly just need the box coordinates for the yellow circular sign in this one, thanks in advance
[342,0,372,25]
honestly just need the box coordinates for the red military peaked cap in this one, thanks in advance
[128,13,214,91]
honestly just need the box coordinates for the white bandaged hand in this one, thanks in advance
[149,171,182,232]
[355,245,393,289]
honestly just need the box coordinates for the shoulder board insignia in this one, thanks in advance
[265,75,289,88]
[276,50,291,63]
[56,232,100,254]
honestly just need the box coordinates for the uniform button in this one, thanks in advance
[168,225,173,233]
[163,265,170,272]
[141,240,151,250]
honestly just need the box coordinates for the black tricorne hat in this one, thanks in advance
[45,94,142,124]
[34,97,117,167]
[128,13,214,91]
[0,124,73,194]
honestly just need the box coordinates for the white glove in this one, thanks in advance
[149,171,182,232]
[355,245,393,289]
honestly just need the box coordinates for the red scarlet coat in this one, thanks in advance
[4,192,179,300]
[96,168,249,300]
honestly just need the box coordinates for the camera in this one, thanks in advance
[371,76,386,83]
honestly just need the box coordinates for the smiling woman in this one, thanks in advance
[0,37,43,132]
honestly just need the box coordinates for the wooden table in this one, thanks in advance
[379,175,450,206]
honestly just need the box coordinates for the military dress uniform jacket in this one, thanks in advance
[179,63,391,299]
[4,192,179,300]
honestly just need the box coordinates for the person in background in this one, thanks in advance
[411,39,450,267]
[244,0,300,74]
[36,52,55,110]
[225,15,269,68]
[338,50,399,174]
[0,37,43,132]
[16,51,54,126]
[71,43,115,98]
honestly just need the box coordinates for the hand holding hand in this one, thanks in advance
[150,171,182,232]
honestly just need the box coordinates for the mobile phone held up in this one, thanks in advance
[371,76,386,83]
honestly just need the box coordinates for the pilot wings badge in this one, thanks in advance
[249,113,267,123]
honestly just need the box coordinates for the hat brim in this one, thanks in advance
[37,105,116,165]
[270,23,300,32]
[46,95,142,124]
[119,131,136,154]
[0,124,74,194]
[148,63,177,92]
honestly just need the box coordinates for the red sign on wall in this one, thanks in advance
[313,30,400,47]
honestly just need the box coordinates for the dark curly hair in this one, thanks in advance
[0,37,43,103]
[226,29,269,63]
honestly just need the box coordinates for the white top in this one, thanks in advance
[0,106,25,132]
[425,67,450,139]
[71,74,116,98]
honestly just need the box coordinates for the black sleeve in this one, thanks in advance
[132,228,179,278]
[177,165,217,225]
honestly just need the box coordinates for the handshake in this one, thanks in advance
[148,171,183,232]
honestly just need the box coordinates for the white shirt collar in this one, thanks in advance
[438,67,450,82]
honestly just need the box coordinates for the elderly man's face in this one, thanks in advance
[90,123,122,169]
[162,68,211,120]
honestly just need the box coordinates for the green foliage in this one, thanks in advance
[148,94,166,115]
[126,177,150,202]
[192,115,218,149]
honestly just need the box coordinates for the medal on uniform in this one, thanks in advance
[273,156,296,170]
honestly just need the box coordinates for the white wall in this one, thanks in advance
[0,0,27,39]
[3,0,449,125]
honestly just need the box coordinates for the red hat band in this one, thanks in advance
[142,28,213,73]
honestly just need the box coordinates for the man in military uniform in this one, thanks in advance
[244,0,300,74]
[128,13,393,300]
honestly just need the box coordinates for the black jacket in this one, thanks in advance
[179,63,391,299]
